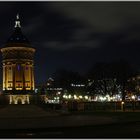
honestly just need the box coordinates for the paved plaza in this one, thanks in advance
[0,105,117,129]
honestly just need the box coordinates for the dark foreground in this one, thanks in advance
[0,121,140,138]
[0,104,140,138]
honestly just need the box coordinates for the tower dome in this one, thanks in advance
[7,27,30,44]
[5,14,30,47]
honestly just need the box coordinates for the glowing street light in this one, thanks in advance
[131,95,135,100]
[79,95,83,99]
[68,94,72,99]
[84,96,88,100]
[74,95,77,99]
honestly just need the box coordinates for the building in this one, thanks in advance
[1,14,35,104]
[39,78,63,104]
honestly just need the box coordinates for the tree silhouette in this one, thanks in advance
[88,60,136,102]
[53,69,86,95]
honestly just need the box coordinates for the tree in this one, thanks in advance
[87,62,119,96]
[87,60,136,101]
[111,60,135,101]
[53,69,86,95]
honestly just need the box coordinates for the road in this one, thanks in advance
[0,121,140,138]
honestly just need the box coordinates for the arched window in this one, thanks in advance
[17,65,20,71]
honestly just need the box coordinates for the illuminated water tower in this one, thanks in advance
[1,14,35,104]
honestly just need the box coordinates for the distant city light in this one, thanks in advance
[131,95,136,100]
[121,101,124,105]
[84,96,88,100]
[71,84,85,87]
[68,94,72,99]
[79,95,83,99]
[57,91,61,95]
[74,95,77,99]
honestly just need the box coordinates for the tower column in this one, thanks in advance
[5,66,7,90]
[3,65,5,90]
[12,64,15,90]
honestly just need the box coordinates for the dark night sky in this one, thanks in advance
[0,2,140,84]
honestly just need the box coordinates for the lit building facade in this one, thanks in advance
[1,14,35,104]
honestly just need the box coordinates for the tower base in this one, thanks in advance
[9,95,30,104]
